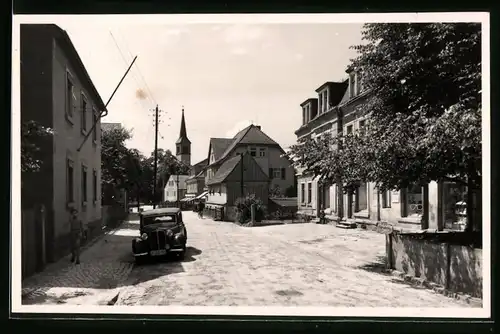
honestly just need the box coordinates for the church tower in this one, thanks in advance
[175,106,191,166]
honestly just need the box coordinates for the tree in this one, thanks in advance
[101,125,138,204]
[21,120,53,174]
[288,23,481,231]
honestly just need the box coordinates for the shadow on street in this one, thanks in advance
[356,255,392,276]
[125,246,203,286]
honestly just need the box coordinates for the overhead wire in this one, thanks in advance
[109,31,155,110]
[116,29,158,107]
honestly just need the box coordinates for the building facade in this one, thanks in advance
[205,152,269,221]
[205,125,295,195]
[21,24,104,262]
[164,175,189,203]
[295,67,472,231]
[185,158,208,199]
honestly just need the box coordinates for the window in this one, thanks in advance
[81,93,87,132]
[442,181,468,231]
[249,147,257,157]
[307,183,312,204]
[359,119,366,130]
[355,182,368,212]
[92,169,97,203]
[66,72,75,119]
[81,164,88,205]
[322,185,330,209]
[346,125,353,134]
[301,183,305,203]
[259,148,266,157]
[67,159,74,204]
[323,90,328,112]
[92,109,98,143]
[318,94,323,114]
[404,184,423,217]
[349,72,356,98]
[273,168,281,179]
[169,181,174,186]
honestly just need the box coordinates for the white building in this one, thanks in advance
[163,175,189,203]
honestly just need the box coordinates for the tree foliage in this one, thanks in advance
[21,120,54,173]
[287,23,481,229]
[289,23,481,190]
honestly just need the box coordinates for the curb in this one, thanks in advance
[381,268,482,307]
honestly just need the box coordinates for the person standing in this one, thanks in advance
[69,208,83,264]
[198,201,205,218]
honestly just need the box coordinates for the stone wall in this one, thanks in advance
[387,231,482,298]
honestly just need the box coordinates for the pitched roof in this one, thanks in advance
[213,125,281,165]
[206,154,242,185]
[209,138,233,161]
[186,169,206,181]
[194,158,208,167]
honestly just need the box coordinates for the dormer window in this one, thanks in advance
[318,90,329,114]
[349,70,364,98]
[349,72,356,98]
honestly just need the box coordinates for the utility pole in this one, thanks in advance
[153,104,159,209]
[177,173,180,209]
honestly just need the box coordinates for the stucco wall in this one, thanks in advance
[51,37,102,242]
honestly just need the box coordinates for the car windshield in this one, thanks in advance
[143,214,177,226]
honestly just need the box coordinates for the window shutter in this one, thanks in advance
[281,168,286,180]
[269,168,273,179]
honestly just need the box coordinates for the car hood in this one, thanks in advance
[141,222,178,233]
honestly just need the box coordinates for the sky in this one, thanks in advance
[18,16,364,164]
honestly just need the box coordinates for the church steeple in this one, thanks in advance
[175,106,191,166]
[179,107,188,139]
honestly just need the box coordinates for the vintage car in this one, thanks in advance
[132,207,187,264]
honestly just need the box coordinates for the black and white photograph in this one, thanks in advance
[11,13,490,318]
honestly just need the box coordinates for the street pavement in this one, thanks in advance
[22,211,475,307]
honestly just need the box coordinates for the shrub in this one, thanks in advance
[234,194,266,223]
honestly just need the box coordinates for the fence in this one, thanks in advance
[101,205,128,230]
[386,231,482,298]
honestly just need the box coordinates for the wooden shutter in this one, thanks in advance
[281,168,286,180]
[269,168,273,179]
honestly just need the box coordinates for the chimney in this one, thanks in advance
[255,125,261,130]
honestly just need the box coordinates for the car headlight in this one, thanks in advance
[166,229,173,237]
[141,233,148,240]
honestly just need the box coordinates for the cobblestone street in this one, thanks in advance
[22,211,476,307]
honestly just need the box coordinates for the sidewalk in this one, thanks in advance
[21,217,138,305]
